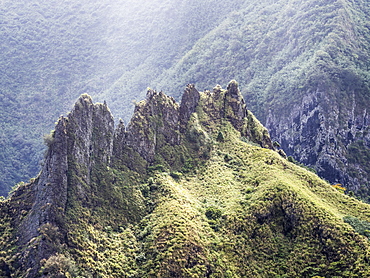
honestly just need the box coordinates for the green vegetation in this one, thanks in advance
[1,0,370,274]
[155,0,370,121]
[125,124,370,277]
[1,90,370,276]
[151,0,370,194]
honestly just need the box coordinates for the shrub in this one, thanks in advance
[273,141,281,148]
[40,254,78,277]
[148,164,166,173]
[287,156,295,163]
[216,131,225,142]
[205,206,222,220]
[224,154,233,162]
[170,172,183,180]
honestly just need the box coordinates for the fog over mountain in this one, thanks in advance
[1,0,370,199]
[0,0,244,196]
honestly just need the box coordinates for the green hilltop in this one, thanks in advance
[1,82,370,277]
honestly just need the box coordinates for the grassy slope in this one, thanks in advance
[134,124,370,277]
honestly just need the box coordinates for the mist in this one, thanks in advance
[0,0,245,195]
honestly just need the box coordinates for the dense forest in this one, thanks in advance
[1,0,370,199]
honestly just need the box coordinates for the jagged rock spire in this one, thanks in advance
[179,84,201,131]
[16,95,115,277]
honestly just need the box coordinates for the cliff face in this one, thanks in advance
[12,95,115,276]
[266,87,370,196]
[120,90,181,162]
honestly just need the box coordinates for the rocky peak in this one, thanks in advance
[179,84,201,131]
[180,81,246,131]
[68,94,114,167]
[177,80,272,149]
[116,89,181,162]
[224,80,247,130]
[16,95,115,277]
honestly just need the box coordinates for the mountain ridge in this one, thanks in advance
[1,81,370,277]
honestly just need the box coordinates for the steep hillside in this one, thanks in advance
[1,81,370,277]
[0,0,245,196]
[152,0,370,198]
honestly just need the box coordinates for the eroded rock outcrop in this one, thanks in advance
[266,88,370,195]
[10,81,274,277]
[179,84,201,131]
[16,94,114,277]
[122,90,180,162]
[112,81,273,166]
